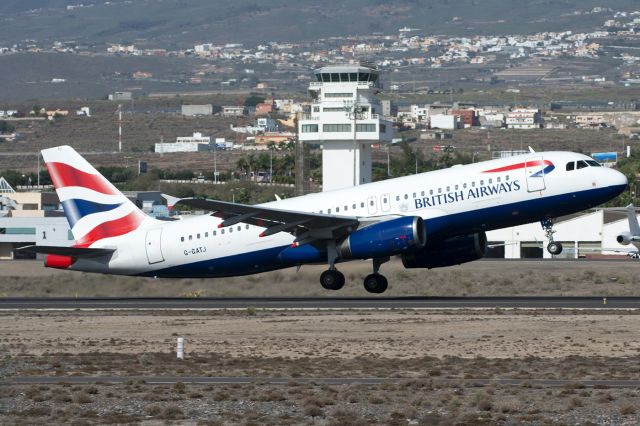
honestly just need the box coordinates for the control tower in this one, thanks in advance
[298,65,394,192]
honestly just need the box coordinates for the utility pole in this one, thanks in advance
[118,104,122,153]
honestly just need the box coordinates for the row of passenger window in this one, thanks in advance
[315,174,510,215]
[180,224,251,242]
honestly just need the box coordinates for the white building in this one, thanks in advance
[506,108,543,129]
[298,65,394,191]
[155,132,212,153]
[430,114,462,130]
[487,210,636,259]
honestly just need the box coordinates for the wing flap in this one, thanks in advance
[19,245,115,258]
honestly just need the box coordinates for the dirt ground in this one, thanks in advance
[3,308,640,424]
[3,259,640,423]
[3,258,640,297]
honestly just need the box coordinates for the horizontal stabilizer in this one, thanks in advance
[19,245,115,258]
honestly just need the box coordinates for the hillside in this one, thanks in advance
[0,0,638,47]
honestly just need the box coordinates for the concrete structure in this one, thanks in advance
[506,108,543,129]
[222,106,246,117]
[298,64,394,191]
[430,114,462,130]
[450,109,477,127]
[181,104,213,116]
[486,210,635,259]
[108,91,133,101]
[575,114,606,127]
[155,132,213,153]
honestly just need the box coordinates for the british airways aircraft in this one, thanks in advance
[24,145,627,294]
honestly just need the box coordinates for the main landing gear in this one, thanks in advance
[319,250,390,294]
[541,218,563,256]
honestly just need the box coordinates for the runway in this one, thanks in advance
[7,376,640,388]
[0,296,638,310]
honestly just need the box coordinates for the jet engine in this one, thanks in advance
[401,232,487,269]
[338,216,426,259]
[617,231,632,245]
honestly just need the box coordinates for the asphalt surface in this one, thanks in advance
[6,376,640,388]
[0,296,638,310]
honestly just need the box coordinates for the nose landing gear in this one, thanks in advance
[541,218,563,256]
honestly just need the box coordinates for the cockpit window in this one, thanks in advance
[566,162,575,171]
[586,160,601,167]
[577,160,589,169]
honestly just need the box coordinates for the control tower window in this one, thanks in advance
[359,72,369,81]
[340,73,349,81]
[330,73,339,82]
[349,73,358,81]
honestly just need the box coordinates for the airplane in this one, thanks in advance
[615,204,640,257]
[22,146,627,294]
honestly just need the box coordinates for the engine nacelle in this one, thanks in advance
[401,232,487,269]
[617,231,632,245]
[339,216,426,260]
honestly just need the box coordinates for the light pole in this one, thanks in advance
[344,100,365,187]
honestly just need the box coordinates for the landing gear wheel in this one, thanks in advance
[320,270,345,290]
[547,241,563,256]
[363,273,388,294]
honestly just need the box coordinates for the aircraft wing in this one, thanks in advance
[18,245,115,258]
[176,198,361,241]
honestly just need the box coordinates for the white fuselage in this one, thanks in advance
[72,151,627,277]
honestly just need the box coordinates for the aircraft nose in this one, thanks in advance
[611,169,628,187]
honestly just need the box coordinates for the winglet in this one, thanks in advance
[528,146,536,153]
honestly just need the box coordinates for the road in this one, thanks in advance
[0,296,636,310]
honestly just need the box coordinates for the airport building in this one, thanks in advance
[298,64,394,191]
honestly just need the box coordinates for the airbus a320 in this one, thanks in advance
[24,146,627,294]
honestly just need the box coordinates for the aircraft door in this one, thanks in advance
[367,196,378,215]
[525,156,546,192]
[145,228,165,264]
[381,193,391,212]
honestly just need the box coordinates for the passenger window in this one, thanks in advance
[221,229,225,234]
[180,237,184,242]
[488,179,492,184]
[429,189,433,195]
[446,186,450,192]
[566,162,575,171]
[396,195,400,201]
[463,183,467,189]
[229,227,233,233]
[472,182,475,187]
[205,232,208,238]
[344,205,348,211]
[189,235,192,241]
[480,180,484,185]
[497,177,501,183]
[328,209,332,214]
[404,194,408,200]
[336,207,340,212]
[352,204,356,209]
[246,224,250,229]
[421,191,425,197]
[237,226,241,231]
[213,230,217,236]
[360,202,365,208]
[320,210,323,214]
[505,175,510,181]
[438,188,442,194]
[412,193,416,198]
[369,200,374,206]
[455,185,458,190]
[577,160,588,169]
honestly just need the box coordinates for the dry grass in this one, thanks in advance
[2,259,640,297]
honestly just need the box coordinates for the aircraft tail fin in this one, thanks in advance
[626,204,640,236]
[41,145,149,247]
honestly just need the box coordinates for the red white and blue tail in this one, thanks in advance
[42,145,148,247]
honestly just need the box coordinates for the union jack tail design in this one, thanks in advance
[42,146,147,247]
